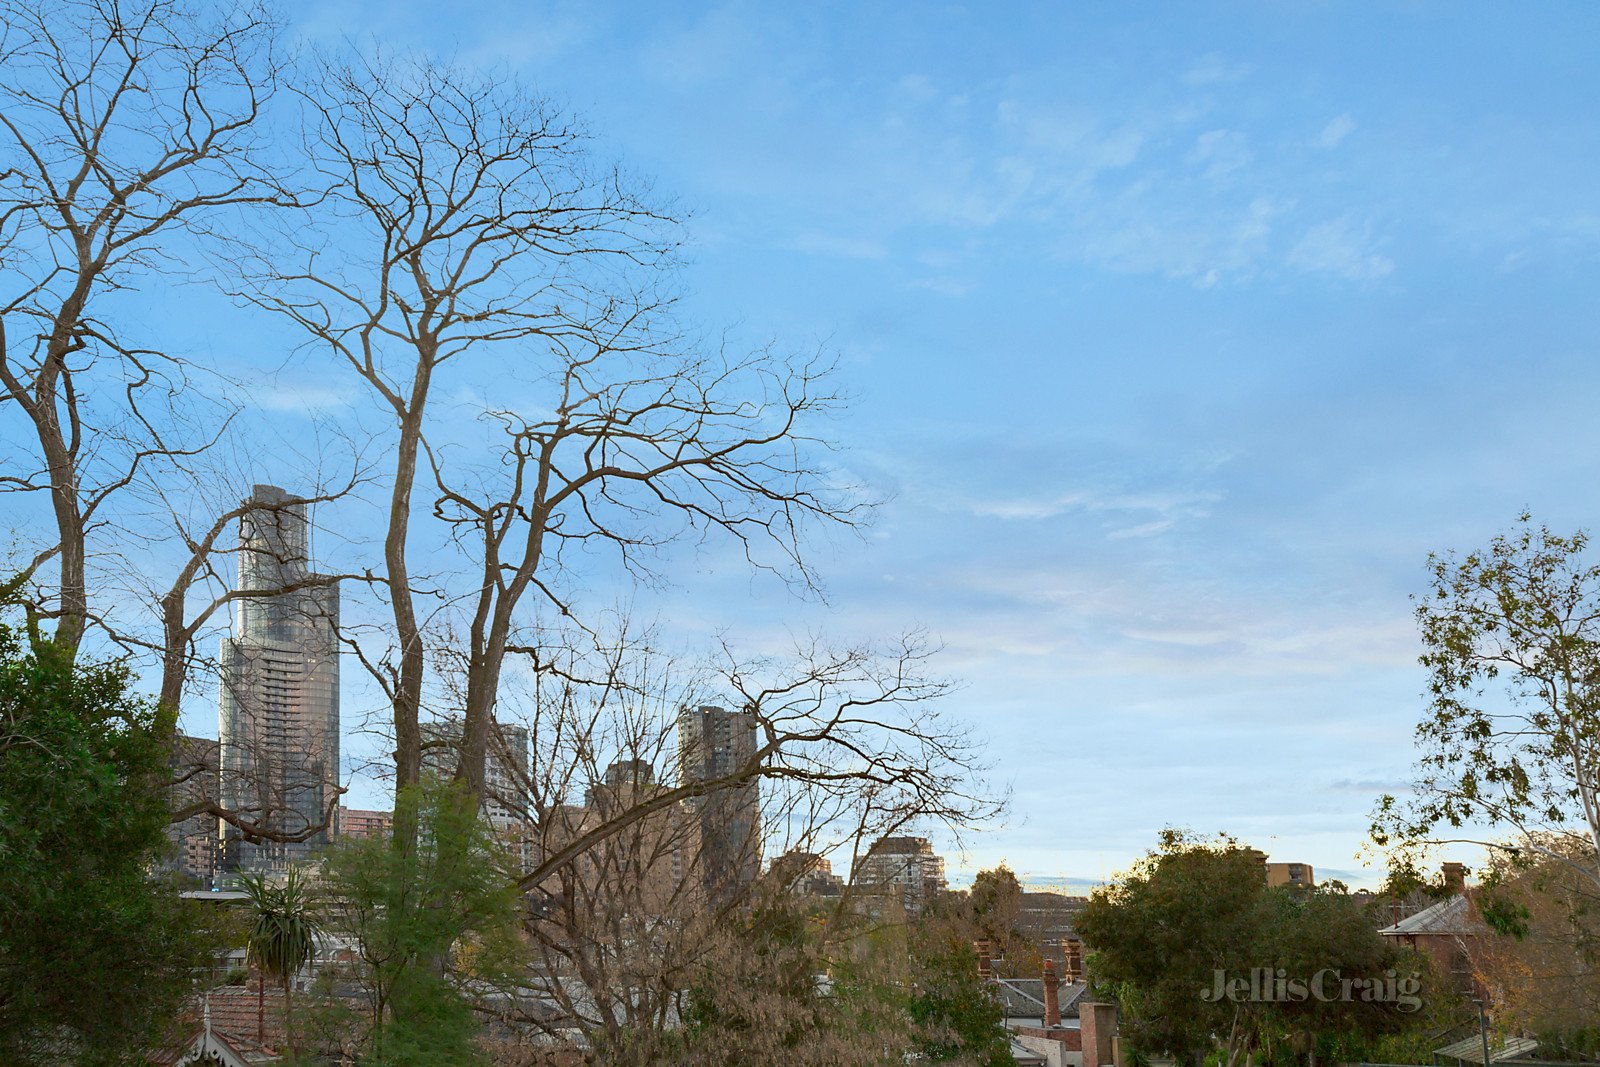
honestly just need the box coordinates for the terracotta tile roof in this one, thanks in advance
[178,988,287,1057]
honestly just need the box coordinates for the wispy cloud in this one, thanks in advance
[251,381,355,414]
[1315,113,1357,149]
[1189,129,1253,182]
[964,485,1221,523]
[1328,777,1412,794]
[1289,215,1395,281]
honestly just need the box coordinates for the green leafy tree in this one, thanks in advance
[0,606,214,1064]
[906,934,1014,1066]
[240,866,321,1056]
[320,778,524,1066]
[1076,831,1419,1067]
[1374,516,1600,892]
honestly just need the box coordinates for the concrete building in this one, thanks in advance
[769,850,845,898]
[852,835,947,916]
[677,704,761,898]
[337,806,392,840]
[585,758,657,806]
[218,485,340,876]
[164,733,221,886]
[571,758,704,916]
[1266,861,1315,889]
[420,716,532,867]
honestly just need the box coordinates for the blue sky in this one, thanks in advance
[207,2,1600,887]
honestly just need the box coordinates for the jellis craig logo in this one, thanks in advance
[1200,969,1422,1013]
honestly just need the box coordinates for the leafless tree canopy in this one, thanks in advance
[245,51,869,820]
[2,18,1002,1051]
[438,623,997,1054]
[0,0,297,655]
[0,0,361,846]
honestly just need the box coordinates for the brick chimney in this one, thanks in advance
[975,939,993,981]
[1042,957,1061,1028]
[1442,861,1467,894]
[1081,1001,1118,1067]
[1063,936,1084,983]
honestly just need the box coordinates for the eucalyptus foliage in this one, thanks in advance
[1374,516,1600,890]
[320,778,525,1066]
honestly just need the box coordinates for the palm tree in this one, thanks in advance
[240,867,321,1056]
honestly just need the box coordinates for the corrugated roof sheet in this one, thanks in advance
[1378,894,1484,937]
[1434,1034,1538,1063]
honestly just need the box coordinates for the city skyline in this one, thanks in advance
[90,1,1600,890]
[10,2,1595,1059]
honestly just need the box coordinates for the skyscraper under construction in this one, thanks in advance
[218,484,341,875]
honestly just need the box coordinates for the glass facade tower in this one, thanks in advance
[218,484,341,875]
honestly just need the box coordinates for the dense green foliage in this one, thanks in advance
[906,936,1014,1066]
[0,614,212,1064]
[1077,831,1432,1067]
[320,778,525,1066]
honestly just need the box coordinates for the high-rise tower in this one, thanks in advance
[218,485,341,874]
[676,704,761,897]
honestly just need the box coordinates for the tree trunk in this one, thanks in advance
[284,973,295,1059]
[387,364,433,855]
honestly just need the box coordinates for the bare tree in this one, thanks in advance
[248,50,866,842]
[0,0,297,657]
[0,0,375,857]
[458,624,997,1056]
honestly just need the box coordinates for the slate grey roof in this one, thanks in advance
[991,978,1088,1019]
[993,978,1044,1016]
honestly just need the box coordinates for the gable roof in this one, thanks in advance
[991,978,1088,1019]
[155,1027,276,1067]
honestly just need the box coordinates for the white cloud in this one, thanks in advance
[964,485,1221,523]
[1288,215,1395,281]
[1108,518,1175,540]
[1315,113,1357,149]
[1072,195,1287,285]
[251,381,354,414]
